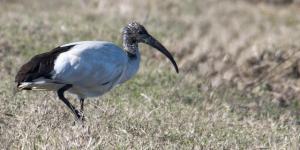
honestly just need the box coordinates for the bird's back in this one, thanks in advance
[53,41,128,89]
[16,41,129,98]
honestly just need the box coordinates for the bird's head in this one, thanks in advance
[122,22,179,73]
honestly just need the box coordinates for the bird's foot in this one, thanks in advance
[73,109,81,119]
[72,111,85,126]
[74,109,85,122]
[79,113,85,122]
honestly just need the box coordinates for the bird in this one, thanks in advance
[15,22,179,120]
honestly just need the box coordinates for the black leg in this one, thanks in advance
[80,98,84,112]
[80,98,85,121]
[57,84,81,119]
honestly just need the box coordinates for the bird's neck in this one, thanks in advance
[119,50,141,84]
[118,32,141,83]
[122,32,139,55]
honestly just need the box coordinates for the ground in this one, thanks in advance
[1,0,300,149]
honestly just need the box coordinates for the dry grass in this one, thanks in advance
[1,0,300,149]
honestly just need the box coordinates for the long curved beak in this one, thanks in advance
[142,35,179,73]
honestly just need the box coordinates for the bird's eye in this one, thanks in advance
[138,30,144,34]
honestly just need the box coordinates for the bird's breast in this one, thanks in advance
[52,41,128,98]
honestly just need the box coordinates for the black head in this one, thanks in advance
[122,22,179,73]
[122,22,149,43]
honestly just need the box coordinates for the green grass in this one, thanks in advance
[1,0,300,149]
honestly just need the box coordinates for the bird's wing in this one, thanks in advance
[15,44,76,85]
[51,41,128,88]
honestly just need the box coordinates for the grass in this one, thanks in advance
[1,0,300,149]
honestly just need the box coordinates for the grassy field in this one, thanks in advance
[1,0,300,149]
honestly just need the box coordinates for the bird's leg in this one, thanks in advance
[57,84,81,120]
[80,98,85,121]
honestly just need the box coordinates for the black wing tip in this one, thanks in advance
[15,44,76,83]
[15,70,27,83]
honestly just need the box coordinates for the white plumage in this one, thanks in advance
[16,22,178,120]
[52,41,139,98]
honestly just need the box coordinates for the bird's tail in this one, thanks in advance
[16,78,65,91]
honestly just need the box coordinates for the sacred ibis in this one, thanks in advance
[15,22,179,120]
